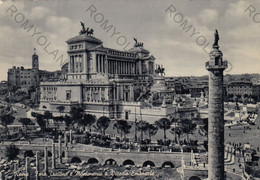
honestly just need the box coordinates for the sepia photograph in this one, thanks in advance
[0,0,260,179]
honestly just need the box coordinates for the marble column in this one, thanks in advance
[121,85,124,101]
[70,130,72,144]
[35,151,39,180]
[73,56,76,73]
[105,55,108,74]
[206,34,227,180]
[64,147,69,161]
[64,133,68,147]
[125,62,126,74]
[117,86,120,101]
[127,62,129,74]
[118,61,120,74]
[123,62,125,74]
[44,147,48,174]
[102,55,104,73]
[52,141,56,169]
[96,54,99,73]
[115,62,118,74]
[25,157,29,180]
[72,56,75,73]
[99,55,102,73]
[58,135,62,164]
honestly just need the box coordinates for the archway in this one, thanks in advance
[189,176,201,180]
[87,158,99,164]
[123,159,135,166]
[71,157,82,163]
[143,160,155,167]
[162,161,174,168]
[24,150,34,158]
[105,159,117,166]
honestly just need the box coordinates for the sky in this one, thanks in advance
[0,0,259,81]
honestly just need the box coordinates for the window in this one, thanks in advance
[66,90,71,100]
[125,111,129,120]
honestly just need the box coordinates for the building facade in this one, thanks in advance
[226,81,260,102]
[7,52,67,91]
[39,25,171,122]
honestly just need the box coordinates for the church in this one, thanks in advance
[39,23,175,122]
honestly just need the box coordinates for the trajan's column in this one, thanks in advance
[206,30,227,180]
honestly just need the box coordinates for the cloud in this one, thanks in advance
[199,9,218,24]
[30,6,52,20]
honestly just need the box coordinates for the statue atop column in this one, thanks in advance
[213,29,219,47]
[80,22,94,36]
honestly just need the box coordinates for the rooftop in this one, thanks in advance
[66,34,103,44]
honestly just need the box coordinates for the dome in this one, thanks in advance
[66,34,103,44]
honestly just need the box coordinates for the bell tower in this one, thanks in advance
[206,30,228,180]
[32,48,39,70]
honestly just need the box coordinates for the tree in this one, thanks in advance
[64,115,72,129]
[52,116,64,132]
[96,116,110,137]
[136,120,149,142]
[113,120,132,143]
[170,117,181,143]
[7,85,20,103]
[69,107,84,129]
[155,118,171,144]
[5,144,20,161]
[19,118,32,135]
[0,113,15,136]
[145,123,158,143]
[80,114,96,132]
[170,127,182,144]
[179,119,197,143]
[202,118,208,135]
[36,114,46,132]
[56,105,65,116]
[44,110,53,129]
